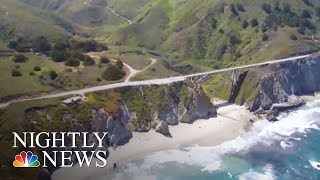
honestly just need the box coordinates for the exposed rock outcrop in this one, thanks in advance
[179,83,217,123]
[266,109,279,122]
[122,81,217,132]
[202,53,320,113]
[26,99,133,175]
[91,101,132,146]
[155,120,171,137]
[250,55,320,111]
[25,78,218,179]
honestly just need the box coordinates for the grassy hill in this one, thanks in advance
[0,0,71,43]
[110,0,320,69]
[106,0,154,20]
[3,0,320,69]
[0,0,134,47]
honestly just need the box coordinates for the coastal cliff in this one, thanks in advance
[24,81,216,145]
[4,54,320,179]
[121,81,217,133]
[17,80,216,175]
[250,55,320,111]
[202,53,320,112]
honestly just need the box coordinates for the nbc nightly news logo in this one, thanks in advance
[12,132,109,168]
[13,151,40,167]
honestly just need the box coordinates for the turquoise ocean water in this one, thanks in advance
[93,100,320,180]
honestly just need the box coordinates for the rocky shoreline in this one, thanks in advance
[23,80,218,179]
[249,54,320,112]
[52,101,253,180]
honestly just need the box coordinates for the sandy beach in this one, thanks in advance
[52,101,255,180]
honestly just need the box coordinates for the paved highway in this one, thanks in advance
[0,53,312,108]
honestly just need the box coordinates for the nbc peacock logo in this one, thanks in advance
[13,151,40,167]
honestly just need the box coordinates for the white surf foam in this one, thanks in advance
[239,164,276,180]
[99,100,320,180]
[140,100,320,172]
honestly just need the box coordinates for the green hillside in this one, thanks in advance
[1,0,320,76]
[0,0,71,43]
[110,0,320,69]
[0,0,133,47]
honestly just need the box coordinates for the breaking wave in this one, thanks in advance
[140,100,320,172]
[239,164,276,180]
[95,100,320,180]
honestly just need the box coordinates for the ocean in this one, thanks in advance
[93,100,320,180]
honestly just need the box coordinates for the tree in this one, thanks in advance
[283,3,291,14]
[273,2,281,12]
[29,72,35,76]
[290,34,298,40]
[51,49,66,62]
[65,58,80,67]
[8,37,32,52]
[8,40,18,49]
[262,33,269,41]
[83,55,95,66]
[11,69,22,77]
[82,40,97,52]
[33,36,51,53]
[116,60,124,69]
[242,20,249,29]
[215,44,227,59]
[102,65,126,81]
[261,23,268,33]
[100,56,110,64]
[302,0,313,7]
[236,3,245,12]
[65,50,84,61]
[262,3,272,14]
[12,54,28,63]
[230,4,239,16]
[51,42,69,62]
[49,70,58,80]
[53,41,69,51]
[235,51,241,58]
[251,19,259,27]
[96,77,102,82]
[297,25,305,35]
[33,66,41,71]
[301,19,315,30]
[229,35,240,45]
[301,9,312,19]
[69,39,108,52]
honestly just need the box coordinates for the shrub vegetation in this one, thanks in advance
[102,65,126,81]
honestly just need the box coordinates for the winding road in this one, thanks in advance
[0,53,313,109]
[87,52,157,82]
[84,0,132,24]
[124,58,157,82]
[105,5,132,24]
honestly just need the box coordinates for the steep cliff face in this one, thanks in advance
[91,101,132,146]
[179,82,217,123]
[202,54,320,112]
[17,79,217,178]
[121,81,217,132]
[28,102,132,147]
[250,55,320,111]
[25,101,133,173]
